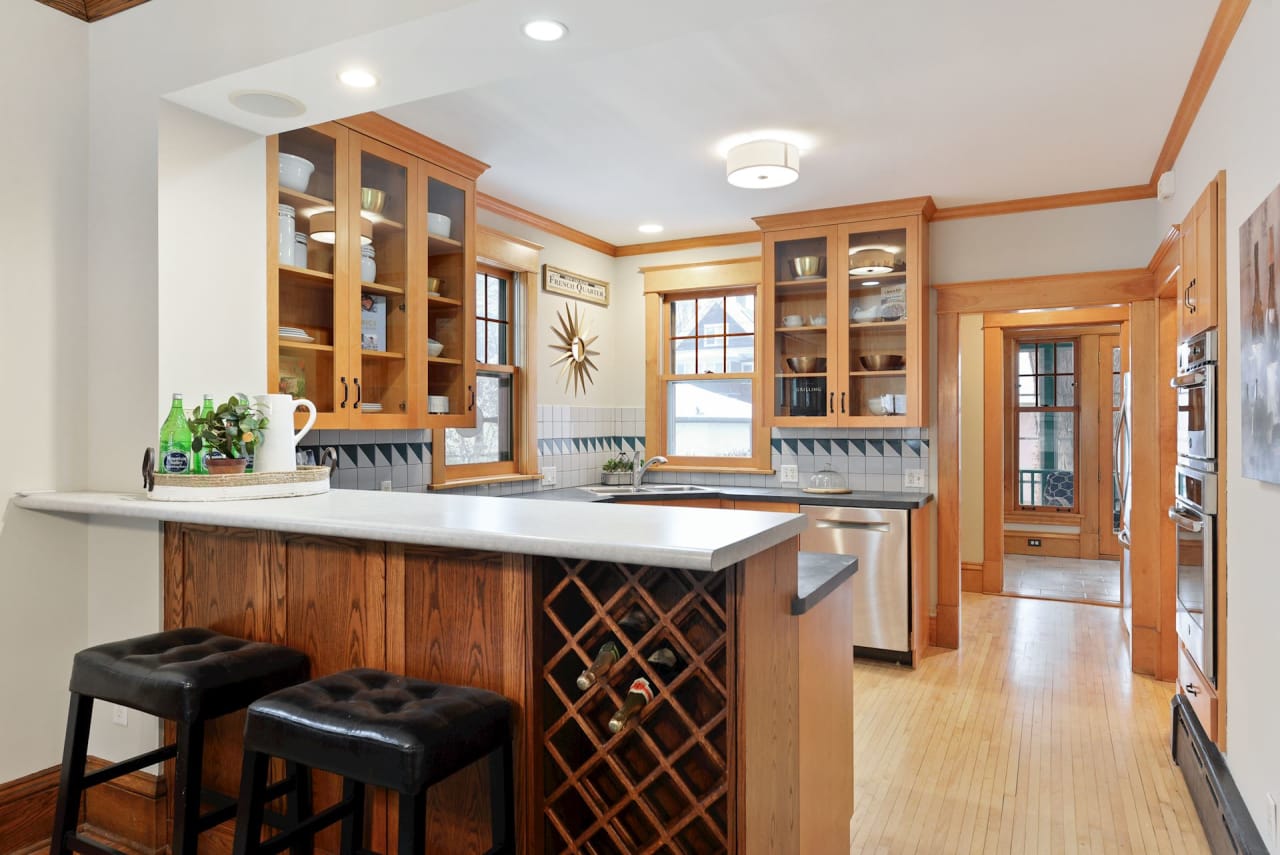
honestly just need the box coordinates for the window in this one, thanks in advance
[643,258,770,472]
[432,231,541,487]
[1012,338,1078,510]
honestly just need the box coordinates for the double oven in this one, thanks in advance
[1170,330,1217,685]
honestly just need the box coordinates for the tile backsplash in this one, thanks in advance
[298,406,931,496]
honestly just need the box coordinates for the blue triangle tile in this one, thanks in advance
[850,438,866,456]
[815,438,830,455]
[782,438,797,455]
[831,438,848,456]
[866,439,884,457]
[905,439,921,457]
[409,442,422,463]
[798,438,814,455]
[393,442,408,465]
[375,444,392,467]
[885,439,902,456]
[771,437,783,454]
[340,446,360,469]
[921,439,930,450]
[358,444,377,467]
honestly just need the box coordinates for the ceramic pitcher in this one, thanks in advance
[252,394,317,473]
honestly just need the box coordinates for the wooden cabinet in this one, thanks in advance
[268,117,486,430]
[1177,642,1217,743]
[1178,179,1219,340]
[756,199,933,427]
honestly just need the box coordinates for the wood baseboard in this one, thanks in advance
[928,615,937,647]
[961,561,984,593]
[0,757,166,855]
[1004,531,1081,558]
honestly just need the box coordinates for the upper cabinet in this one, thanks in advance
[267,116,487,430]
[1178,179,1220,341]
[756,199,933,427]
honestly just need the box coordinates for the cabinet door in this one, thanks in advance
[269,123,351,429]
[765,226,841,425]
[838,215,924,425]
[348,134,416,428]
[1179,182,1218,339]
[421,162,478,426]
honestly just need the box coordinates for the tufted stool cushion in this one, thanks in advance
[244,668,512,794]
[70,627,310,722]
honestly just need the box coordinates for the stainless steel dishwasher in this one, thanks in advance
[799,506,910,661]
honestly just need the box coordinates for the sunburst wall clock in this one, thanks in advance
[549,302,600,397]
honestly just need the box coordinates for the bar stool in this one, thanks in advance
[231,668,514,855]
[51,627,311,854]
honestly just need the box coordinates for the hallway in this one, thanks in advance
[851,593,1208,854]
[1003,554,1122,604]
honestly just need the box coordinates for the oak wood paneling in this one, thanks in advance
[960,562,984,593]
[935,312,961,649]
[0,764,61,852]
[616,231,761,258]
[797,574,854,854]
[1127,301,1161,677]
[934,269,1154,314]
[981,326,1005,594]
[910,506,934,664]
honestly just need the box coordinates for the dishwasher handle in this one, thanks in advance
[812,519,891,533]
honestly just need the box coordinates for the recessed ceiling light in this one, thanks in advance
[523,20,567,41]
[228,90,306,118]
[638,224,664,234]
[338,68,378,89]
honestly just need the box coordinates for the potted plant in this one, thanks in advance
[189,395,269,475]
[601,452,635,486]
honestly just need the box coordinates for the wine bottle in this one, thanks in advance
[616,608,651,636]
[576,640,621,691]
[646,647,682,681]
[608,677,654,733]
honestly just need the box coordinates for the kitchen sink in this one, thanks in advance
[579,484,712,496]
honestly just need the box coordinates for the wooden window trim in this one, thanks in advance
[643,259,769,472]
[1005,335,1081,514]
[431,240,540,488]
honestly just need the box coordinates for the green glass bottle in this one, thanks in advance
[158,393,192,474]
[190,395,215,474]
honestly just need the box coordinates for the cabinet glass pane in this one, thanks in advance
[358,147,410,415]
[845,226,908,418]
[425,176,469,417]
[773,235,828,418]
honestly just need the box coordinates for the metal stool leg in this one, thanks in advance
[339,778,367,855]
[172,718,206,855]
[488,742,515,855]
[49,693,93,855]
[231,749,270,855]
[397,789,427,855]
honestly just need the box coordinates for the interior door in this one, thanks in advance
[1100,334,1123,557]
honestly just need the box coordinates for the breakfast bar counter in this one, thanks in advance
[14,489,853,855]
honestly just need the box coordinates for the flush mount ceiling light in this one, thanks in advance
[228,90,306,118]
[848,249,895,276]
[725,140,799,189]
[638,223,664,234]
[308,211,373,246]
[338,68,379,88]
[523,20,567,41]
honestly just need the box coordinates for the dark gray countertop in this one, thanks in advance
[795,551,859,615]
[528,484,934,510]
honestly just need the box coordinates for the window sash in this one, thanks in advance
[1011,337,1079,512]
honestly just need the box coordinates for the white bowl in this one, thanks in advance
[809,314,826,325]
[867,397,889,416]
[427,339,444,357]
[781,314,804,327]
[427,395,449,414]
[427,212,452,238]
[278,153,315,193]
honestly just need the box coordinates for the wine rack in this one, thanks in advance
[538,556,734,854]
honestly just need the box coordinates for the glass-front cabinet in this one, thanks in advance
[268,118,484,429]
[759,200,931,427]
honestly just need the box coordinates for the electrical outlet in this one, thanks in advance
[1028,538,1042,547]
[1267,792,1277,846]
[542,466,557,487]
[779,465,798,484]
[903,469,926,489]
[112,704,127,727]
[380,480,393,491]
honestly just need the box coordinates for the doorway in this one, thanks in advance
[982,309,1127,605]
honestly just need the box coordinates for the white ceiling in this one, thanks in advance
[169,0,1219,246]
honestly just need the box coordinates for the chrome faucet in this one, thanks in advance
[633,452,668,487]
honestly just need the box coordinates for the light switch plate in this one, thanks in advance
[903,469,926,489]
[542,466,557,487]
[779,465,798,484]
[112,704,127,726]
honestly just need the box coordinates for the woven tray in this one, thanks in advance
[147,465,331,502]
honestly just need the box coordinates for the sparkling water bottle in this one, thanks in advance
[158,394,192,474]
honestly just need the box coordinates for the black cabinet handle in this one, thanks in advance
[840,392,846,414]
[468,384,476,411]
[829,392,835,414]
[1185,683,1199,696]
[339,377,348,408]
[353,377,362,407]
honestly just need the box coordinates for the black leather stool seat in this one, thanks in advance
[70,627,310,722]
[244,668,511,793]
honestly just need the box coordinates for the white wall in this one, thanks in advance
[1155,2,1280,843]
[0,2,89,781]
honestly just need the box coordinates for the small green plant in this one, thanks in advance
[188,395,269,459]
[602,452,634,473]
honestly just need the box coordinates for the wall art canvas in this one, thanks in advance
[1240,182,1280,484]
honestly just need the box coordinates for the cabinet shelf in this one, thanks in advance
[849,369,907,377]
[776,372,826,379]
[774,278,828,290]
[279,339,334,352]
[279,264,334,283]
[848,271,907,284]
[279,187,333,214]
[848,320,907,330]
[427,294,462,307]
[359,280,404,296]
[428,234,463,256]
[361,349,405,360]
[774,325,827,333]
[428,355,463,365]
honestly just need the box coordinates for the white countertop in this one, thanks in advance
[12,489,806,573]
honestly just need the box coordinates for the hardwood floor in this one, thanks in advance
[1004,554,1122,604]
[852,593,1209,854]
